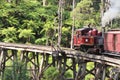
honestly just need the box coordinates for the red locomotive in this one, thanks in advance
[73,27,103,53]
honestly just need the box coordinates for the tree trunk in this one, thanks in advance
[71,0,75,49]
[7,0,11,2]
[101,0,104,26]
[101,0,107,35]
[15,0,21,5]
[58,0,63,46]
[43,0,47,6]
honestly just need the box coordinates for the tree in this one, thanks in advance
[7,0,11,3]
[3,61,30,80]
[71,0,76,49]
[18,29,35,43]
[1,27,17,42]
[40,21,55,45]
[42,67,59,80]
[71,0,101,27]
[43,0,47,6]
[58,0,63,46]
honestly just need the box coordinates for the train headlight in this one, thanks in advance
[85,38,89,42]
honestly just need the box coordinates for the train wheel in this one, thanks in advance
[87,48,101,54]
[80,45,88,52]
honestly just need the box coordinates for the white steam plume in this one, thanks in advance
[102,0,120,27]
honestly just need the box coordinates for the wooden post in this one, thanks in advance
[75,60,87,80]
[1,49,7,80]
[95,63,104,80]
[72,58,76,79]
[45,54,49,67]
[109,68,120,80]
[39,54,44,77]
[58,56,63,80]
[0,49,4,79]
[61,54,67,80]
[52,56,56,67]
[0,49,4,72]
[52,52,58,67]
[12,50,18,80]
[36,53,39,71]
[114,73,119,80]
[80,62,86,80]
[25,51,29,68]
[20,50,25,61]
[71,0,75,49]
[101,65,106,80]
[75,61,82,80]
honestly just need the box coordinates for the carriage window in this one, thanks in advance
[113,34,117,50]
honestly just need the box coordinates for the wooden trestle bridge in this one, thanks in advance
[0,42,120,80]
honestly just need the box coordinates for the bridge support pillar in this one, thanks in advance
[101,66,106,80]
[95,63,102,80]
[94,63,107,80]
[0,49,5,79]
[75,60,86,80]
[109,68,120,80]
[72,58,76,79]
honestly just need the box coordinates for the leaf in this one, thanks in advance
[1,27,17,42]
[18,29,35,39]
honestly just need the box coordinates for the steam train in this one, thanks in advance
[73,27,120,54]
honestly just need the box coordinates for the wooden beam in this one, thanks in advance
[72,58,76,79]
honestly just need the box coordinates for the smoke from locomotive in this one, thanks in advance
[102,0,120,27]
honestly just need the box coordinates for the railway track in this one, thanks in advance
[0,42,120,68]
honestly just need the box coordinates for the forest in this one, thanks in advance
[0,0,119,80]
[0,0,102,47]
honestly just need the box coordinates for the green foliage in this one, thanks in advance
[85,74,94,80]
[61,27,71,47]
[42,67,59,80]
[86,62,94,71]
[0,0,74,46]
[6,16,19,27]
[35,38,46,45]
[42,66,72,80]
[18,29,35,43]
[85,62,95,80]
[71,0,101,28]
[42,21,54,36]
[0,27,17,42]
[0,0,58,44]
[64,70,72,78]
[3,61,30,80]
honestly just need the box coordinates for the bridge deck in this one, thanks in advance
[0,42,120,67]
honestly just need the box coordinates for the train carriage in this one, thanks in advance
[104,30,120,53]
